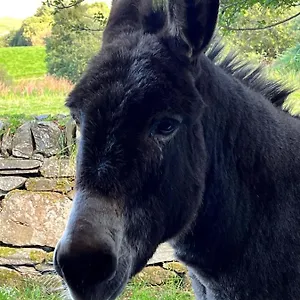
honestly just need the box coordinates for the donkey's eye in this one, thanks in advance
[152,118,181,136]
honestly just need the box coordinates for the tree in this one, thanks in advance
[22,12,53,46]
[219,0,300,30]
[5,4,54,47]
[45,2,109,82]
[221,4,300,61]
[45,0,300,31]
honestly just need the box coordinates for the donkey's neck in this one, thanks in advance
[173,56,300,297]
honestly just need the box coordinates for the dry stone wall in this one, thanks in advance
[0,117,178,283]
[0,116,77,279]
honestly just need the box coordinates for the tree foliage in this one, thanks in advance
[45,2,109,82]
[21,5,54,46]
[219,0,300,29]
[0,5,54,47]
[221,4,300,61]
[275,43,300,73]
[44,0,300,80]
[45,0,300,29]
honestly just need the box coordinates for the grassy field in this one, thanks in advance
[0,46,46,79]
[0,46,69,118]
[0,277,193,300]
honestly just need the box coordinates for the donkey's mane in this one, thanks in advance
[206,40,293,109]
[145,6,293,111]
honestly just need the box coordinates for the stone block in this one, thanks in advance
[0,159,41,175]
[65,118,76,153]
[148,243,175,264]
[12,122,33,158]
[31,122,62,157]
[1,131,12,157]
[0,247,54,266]
[25,178,74,193]
[0,176,27,192]
[0,190,72,247]
[0,159,41,170]
[40,157,75,178]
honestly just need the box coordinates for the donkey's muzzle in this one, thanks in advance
[54,237,117,292]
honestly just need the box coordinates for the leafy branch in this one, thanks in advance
[221,10,300,31]
[44,0,84,10]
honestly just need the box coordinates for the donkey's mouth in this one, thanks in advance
[65,256,131,300]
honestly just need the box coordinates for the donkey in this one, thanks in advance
[54,0,300,299]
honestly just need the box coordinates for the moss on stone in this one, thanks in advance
[163,262,187,274]
[25,178,73,193]
[29,250,46,263]
[24,180,36,191]
[55,179,74,193]
[133,266,178,286]
[46,252,54,263]
[0,246,17,257]
[5,189,28,200]
[42,192,61,203]
[29,250,54,263]
[0,267,21,285]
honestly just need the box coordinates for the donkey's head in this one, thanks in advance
[54,0,219,299]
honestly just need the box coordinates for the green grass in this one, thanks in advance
[0,46,69,118]
[0,277,193,300]
[0,95,68,117]
[0,281,61,300]
[120,279,193,300]
[0,46,46,79]
[0,17,22,36]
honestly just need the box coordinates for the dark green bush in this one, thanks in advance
[8,28,31,47]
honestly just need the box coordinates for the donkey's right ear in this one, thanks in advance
[103,0,152,44]
[164,0,219,60]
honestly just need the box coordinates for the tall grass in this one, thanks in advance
[0,76,72,98]
[0,75,72,116]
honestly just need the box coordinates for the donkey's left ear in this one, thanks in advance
[165,0,219,60]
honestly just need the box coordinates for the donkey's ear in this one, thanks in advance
[165,0,219,59]
[103,0,152,43]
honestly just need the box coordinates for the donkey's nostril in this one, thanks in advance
[54,242,117,291]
